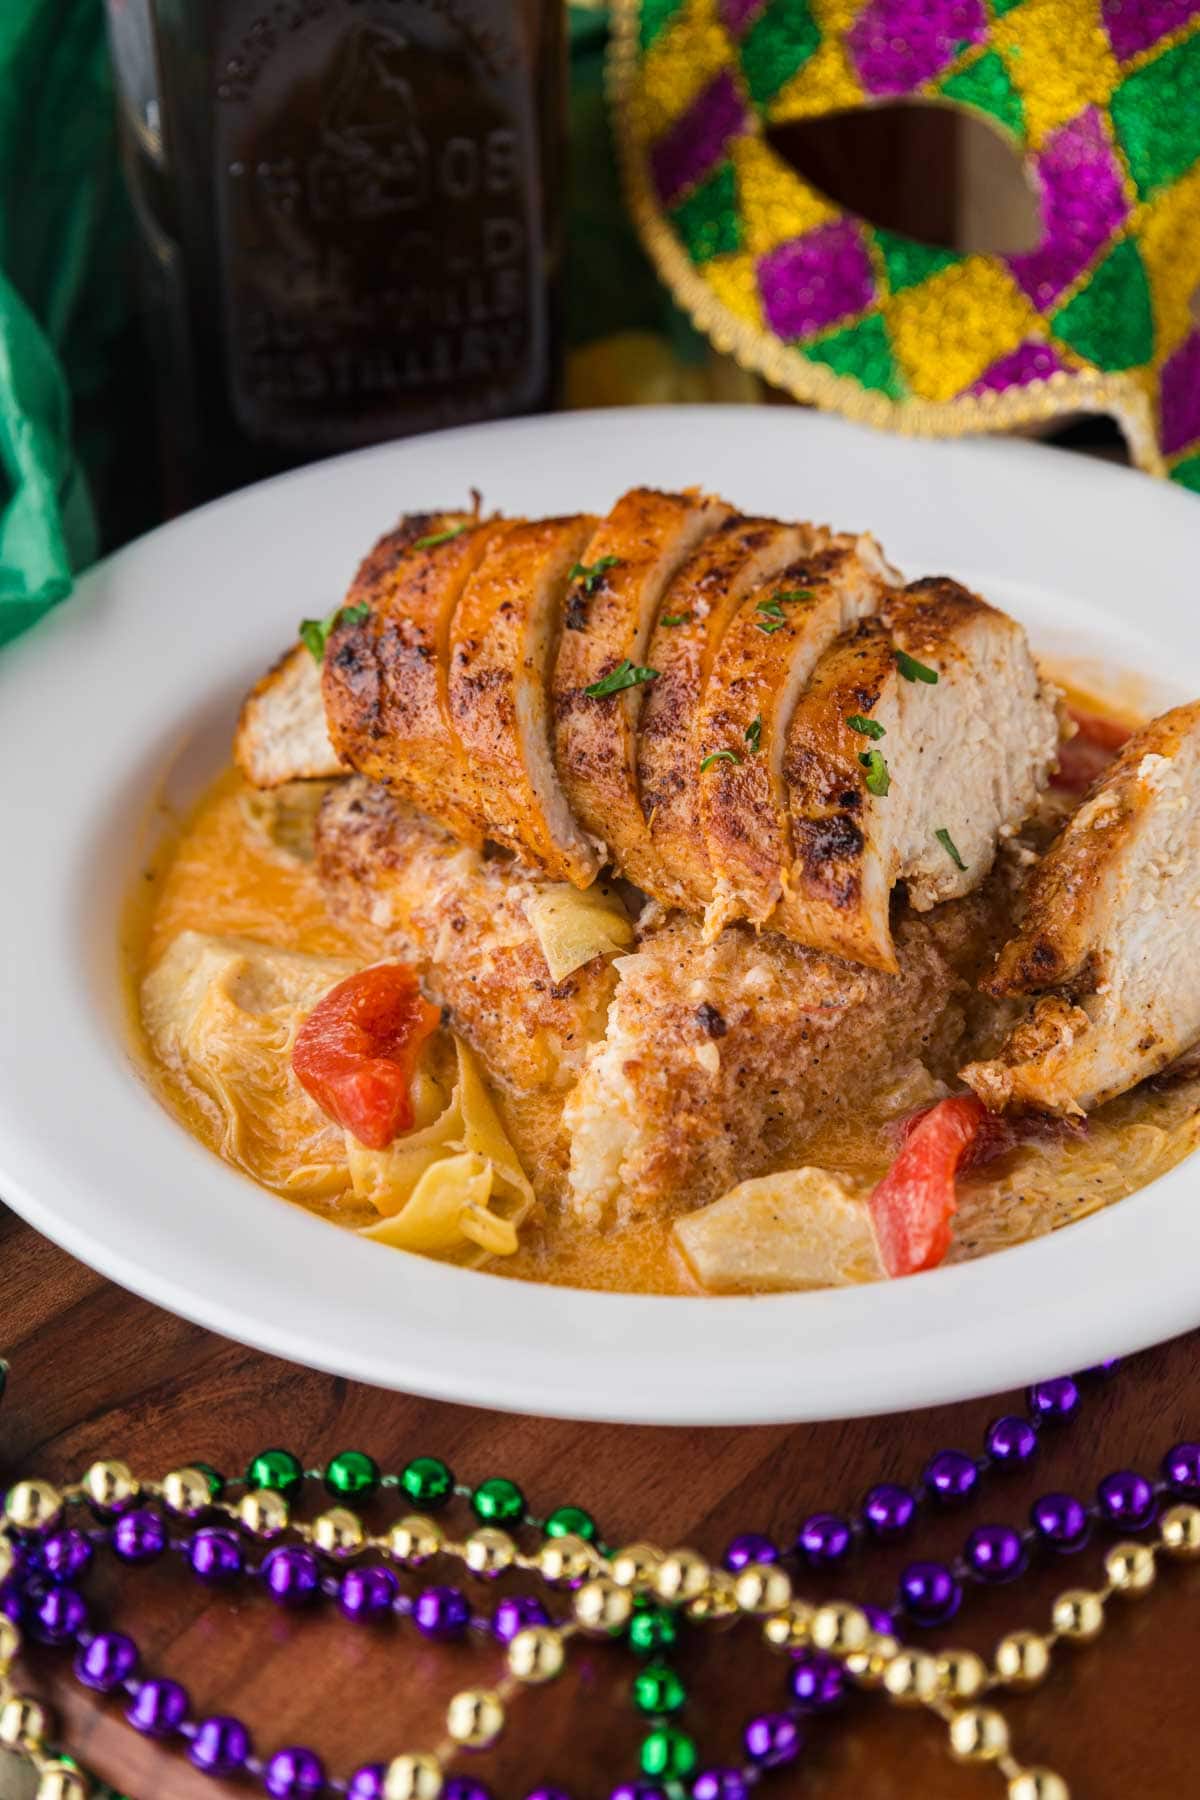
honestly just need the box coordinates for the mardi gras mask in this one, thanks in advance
[611,0,1200,489]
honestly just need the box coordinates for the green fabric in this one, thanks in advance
[0,0,129,647]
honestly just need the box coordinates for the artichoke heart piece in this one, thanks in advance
[351,1037,534,1263]
[673,1166,884,1293]
[525,881,635,983]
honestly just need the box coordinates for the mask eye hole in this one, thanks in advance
[767,102,1040,257]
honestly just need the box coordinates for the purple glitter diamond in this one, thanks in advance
[1161,331,1200,457]
[1103,0,1200,63]
[721,0,767,35]
[1009,108,1128,310]
[968,340,1064,395]
[759,220,875,340]
[650,70,747,208]
[848,0,987,96]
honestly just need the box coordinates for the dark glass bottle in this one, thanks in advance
[105,0,565,510]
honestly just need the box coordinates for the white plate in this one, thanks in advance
[1,407,1197,1425]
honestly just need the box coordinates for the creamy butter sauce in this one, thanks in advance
[128,718,1200,1299]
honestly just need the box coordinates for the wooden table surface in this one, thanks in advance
[2,1203,1197,1800]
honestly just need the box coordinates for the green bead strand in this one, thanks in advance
[640,1725,697,1780]
[471,1476,526,1523]
[633,1664,686,1716]
[324,1450,380,1498]
[628,1604,678,1656]
[191,1461,225,1500]
[400,1455,455,1509]
[544,1504,597,1542]
[244,1449,303,1495]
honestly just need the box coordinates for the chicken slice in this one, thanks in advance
[961,700,1200,1116]
[564,908,976,1229]
[313,778,621,1195]
[775,578,1057,972]
[551,488,730,877]
[234,643,344,789]
[630,516,810,907]
[323,509,512,846]
[448,515,602,884]
[697,532,894,938]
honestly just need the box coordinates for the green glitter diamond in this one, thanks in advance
[1051,238,1153,371]
[471,1475,526,1522]
[875,228,960,295]
[801,313,903,398]
[400,1455,454,1509]
[244,1449,303,1495]
[1170,455,1200,495]
[1111,33,1200,200]
[671,161,741,265]
[988,0,1027,15]
[628,1603,679,1655]
[640,0,683,52]
[633,1662,687,1715]
[941,51,1024,136]
[545,1504,597,1541]
[641,1725,698,1780]
[741,0,821,109]
[325,1450,380,1498]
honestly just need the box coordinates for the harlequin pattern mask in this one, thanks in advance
[610,0,1200,489]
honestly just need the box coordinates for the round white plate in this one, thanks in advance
[1,407,1197,1425]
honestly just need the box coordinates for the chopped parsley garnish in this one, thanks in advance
[774,589,813,604]
[756,598,785,619]
[858,748,890,796]
[701,749,741,771]
[755,615,786,635]
[745,715,762,753]
[569,554,620,596]
[584,659,659,698]
[659,611,691,626]
[298,601,370,662]
[895,648,939,684]
[935,827,967,871]
[847,713,885,740]
[414,522,471,550]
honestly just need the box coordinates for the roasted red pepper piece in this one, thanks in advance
[869,1094,988,1277]
[293,964,440,1150]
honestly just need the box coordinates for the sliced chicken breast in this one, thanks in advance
[449,515,601,884]
[313,777,619,1193]
[962,700,1200,1116]
[235,643,343,789]
[323,510,511,847]
[775,578,1057,971]
[565,907,978,1229]
[630,516,809,906]
[698,532,894,938]
[551,488,730,878]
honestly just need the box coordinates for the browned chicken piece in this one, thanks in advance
[962,700,1200,1116]
[234,643,344,789]
[449,515,601,885]
[697,532,895,938]
[775,578,1058,972]
[322,510,512,846]
[313,777,620,1193]
[551,488,730,879]
[564,907,981,1228]
[630,516,810,907]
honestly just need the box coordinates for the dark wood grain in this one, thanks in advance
[2,1202,1197,1800]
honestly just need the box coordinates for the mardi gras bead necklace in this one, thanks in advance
[2,1355,1198,1800]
